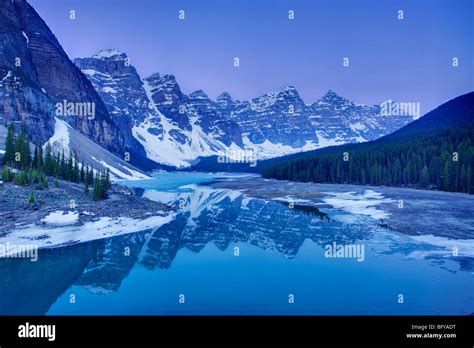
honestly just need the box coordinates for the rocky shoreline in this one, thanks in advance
[0,178,172,237]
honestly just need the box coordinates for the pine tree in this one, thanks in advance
[420,166,429,188]
[460,165,467,192]
[28,191,36,204]
[80,161,85,183]
[16,127,31,170]
[4,123,16,165]
[100,170,107,198]
[92,171,101,201]
[60,151,65,178]
[18,171,27,186]
[87,167,93,186]
[442,161,450,191]
[33,145,39,170]
[105,168,111,190]
[41,174,49,189]
[44,143,53,175]
[67,155,73,181]
[1,166,10,182]
[467,166,472,194]
[38,144,43,170]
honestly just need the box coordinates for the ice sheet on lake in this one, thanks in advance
[273,196,312,204]
[408,234,474,258]
[322,189,395,220]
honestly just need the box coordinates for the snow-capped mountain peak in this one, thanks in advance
[93,49,126,59]
[145,73,178,87]
[217,92,233,103]
[189,89,210,100]
[280,85,300,97]
[316,89,348,105]
[76,50,415,168]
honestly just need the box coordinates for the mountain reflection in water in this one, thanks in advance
[0,176,472,315]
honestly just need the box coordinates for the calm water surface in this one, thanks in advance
[0,172,473,315]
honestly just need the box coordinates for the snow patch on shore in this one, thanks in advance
[41,211,78,225]
[0,214,174,251]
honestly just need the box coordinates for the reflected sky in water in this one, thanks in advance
[0,173,473,315]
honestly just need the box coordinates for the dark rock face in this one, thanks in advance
[0,0,55,142]
[0,70,55,143]
[307,90,411,143]
[229,88,414,148]
[0,0,125,155]
[76,53,244,167]
[228,86,315,147]
[74,51,158,169]
[143,76,243,147]
[144,73,191,133]
[216,92,236,116]
[142,72,189,145]
[187,89,243,147]
[74,51,148,123]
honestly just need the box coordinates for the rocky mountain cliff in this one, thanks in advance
[0,0,127,154]
[0,0,160,174]
[0,0,55,143]
[76,51,245,168]
[77,49,415,168]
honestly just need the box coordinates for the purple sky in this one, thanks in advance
[30,0,473,113]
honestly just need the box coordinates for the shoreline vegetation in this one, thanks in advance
[2,123,111,201]
[261,124,474,195]
[0,123,172,240]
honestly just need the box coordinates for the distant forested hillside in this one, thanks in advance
[262,92,474,194]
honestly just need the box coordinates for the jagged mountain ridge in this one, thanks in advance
[75,50,245,168]
[76,49,415,168]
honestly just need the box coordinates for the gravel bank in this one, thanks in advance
[0,178,172,237]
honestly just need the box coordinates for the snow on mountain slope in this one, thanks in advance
[130,80,243,168]
[47,117,71,157]
[76,49,416,169]
[76,51,244,168]
[228,86,316,148]
[132,118,242,168]
[307,91,411,143]
[242,136,318,160]
[45,118,150,181]
[73,51,160,170]
[0,124,8,156]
